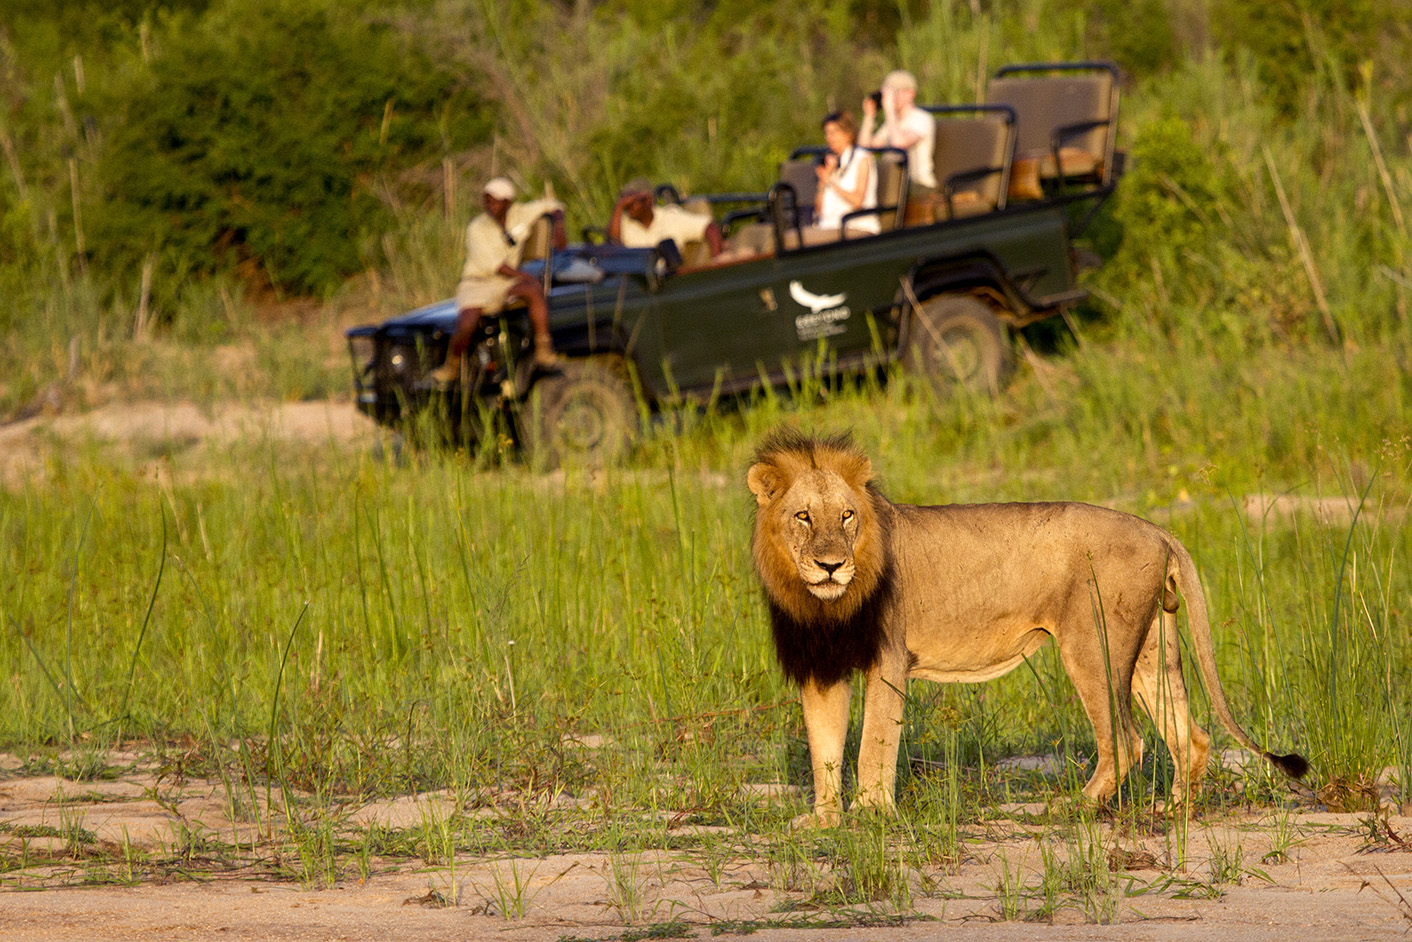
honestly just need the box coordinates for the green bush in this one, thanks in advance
[0,194,39,328]
[1101,113,1230,281]
[82,0,491,299]
[1085,0,1178,78]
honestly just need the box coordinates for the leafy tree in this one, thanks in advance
[83,0,490,297]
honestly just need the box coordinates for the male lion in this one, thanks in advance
[747,430,1306,826]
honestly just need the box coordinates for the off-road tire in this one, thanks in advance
[521,359,639,470]
[903,293,1014,396]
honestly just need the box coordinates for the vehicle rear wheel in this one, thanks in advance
[903,293,1014,395]
[521,359,639,470]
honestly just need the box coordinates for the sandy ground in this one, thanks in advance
[2,755,1411,942]
[0,398,382,488]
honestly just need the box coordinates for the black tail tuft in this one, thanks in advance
[1266,751,1309,780]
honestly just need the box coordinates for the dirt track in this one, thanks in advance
[0,398,380,488]
[3,757,1411,941]
[2,869,1406,942]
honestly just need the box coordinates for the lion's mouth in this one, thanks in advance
[807,578,850,600]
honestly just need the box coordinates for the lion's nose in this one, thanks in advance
[817,560,843,575]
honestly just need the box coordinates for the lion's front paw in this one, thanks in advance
[791,810,841,829]
[850,792,896,814]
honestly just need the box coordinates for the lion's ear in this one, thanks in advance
[747,462,786,506]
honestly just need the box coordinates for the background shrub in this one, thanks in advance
[80,0,490,300]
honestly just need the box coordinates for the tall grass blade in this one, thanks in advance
[267,602,311,819]
[118,510,168,725]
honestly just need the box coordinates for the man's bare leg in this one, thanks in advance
[431,306,485,384]
[507,279,558,367]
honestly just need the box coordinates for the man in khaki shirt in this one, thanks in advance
[608,178,723,259]
[432,177,564,384]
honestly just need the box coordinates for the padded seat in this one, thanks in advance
[775,158,819,228]
[519,216,552,262]
[676,197,716,266]
[725,147,902,255]
[871,150,908,231]
[679,239,713,267]
[986,62,1119,195]
[922,105,1016,221]
[728,221,776,256]
[729,219,872,254]
[779,227,856,250]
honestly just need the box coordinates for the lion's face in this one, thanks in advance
[748,438,887,621]
[770,470,863,600]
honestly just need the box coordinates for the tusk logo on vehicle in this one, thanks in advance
[788,281,851,341]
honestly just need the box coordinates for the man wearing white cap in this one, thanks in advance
[432,176,565,384]
[859,70,936,196]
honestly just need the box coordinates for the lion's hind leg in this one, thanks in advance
[1056,613,1145,803]
[1131,609,1211,804]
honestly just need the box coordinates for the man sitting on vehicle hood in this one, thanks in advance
[609,178,724,261]
[431,177,564,385]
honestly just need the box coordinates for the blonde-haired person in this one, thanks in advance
[811,111,880,240]
[859,69,936,198]
[432,177,564,384]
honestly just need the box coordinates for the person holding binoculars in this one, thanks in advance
[859,69,935,198]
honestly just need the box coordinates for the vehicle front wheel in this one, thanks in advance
[903,293,1014,396]
[521,359,639,470]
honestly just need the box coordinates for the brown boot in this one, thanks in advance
[430,357,462,385]
[533,334,560,369]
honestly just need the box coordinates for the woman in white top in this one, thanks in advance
[812,112,879,237]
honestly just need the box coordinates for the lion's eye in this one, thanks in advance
[841,510,854,522]
[795,511,811,524]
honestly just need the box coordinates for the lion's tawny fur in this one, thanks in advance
[747,430,1307,826]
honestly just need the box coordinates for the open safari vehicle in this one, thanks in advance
[347,61,1123,466]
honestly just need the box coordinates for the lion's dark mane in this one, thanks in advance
[767,553,896,688]
[751,427,897,688]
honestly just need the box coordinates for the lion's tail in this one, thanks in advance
[1167,540,1309,781]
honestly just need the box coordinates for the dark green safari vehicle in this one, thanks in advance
[347,61,1123,466]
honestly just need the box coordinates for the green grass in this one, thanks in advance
[3,359,1410,793]
[3,361,1409,859]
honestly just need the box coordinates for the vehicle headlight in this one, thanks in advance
[387,344,424,378]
